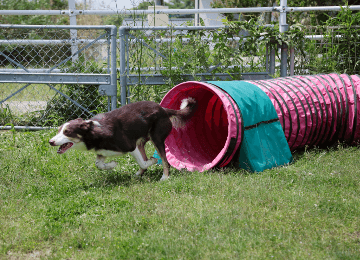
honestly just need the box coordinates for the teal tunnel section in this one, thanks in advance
[207,81,293,172]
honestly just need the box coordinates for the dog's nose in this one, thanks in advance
[49,140,56,146]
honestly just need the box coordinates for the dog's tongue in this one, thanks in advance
[57,142,73,154]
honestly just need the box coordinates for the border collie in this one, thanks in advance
[49,98,197,181]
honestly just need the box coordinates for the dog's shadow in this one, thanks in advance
[89,167,165,188]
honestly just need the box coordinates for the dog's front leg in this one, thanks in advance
[130,147,157,176]
[95,155,118,170]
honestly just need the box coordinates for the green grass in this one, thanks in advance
[1,129,360,259]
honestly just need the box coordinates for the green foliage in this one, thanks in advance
[303,5,360,75]
[0,104,13,126]
[134,1,155,10]
[210,0,273,9]
[104,15,124,28]
[130,0,194,19]
[126,5,360,102]
[39,57,108,126]
[166,0,195,18]
[211,0,275,21]
[126,16,310,103]
[134,0,194,11]
[322,5,360,74]
[2,0,360,123]
[0,0,69,25]
[166,0,194,9]
[0,43,71,69]
[0,27,71,70]
[210,0,352,25]
[160,28,231,94]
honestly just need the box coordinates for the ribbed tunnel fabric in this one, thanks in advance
[155,74,360,172]
[250,74,360,150]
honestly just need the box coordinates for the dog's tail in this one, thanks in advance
[165,97,197,129]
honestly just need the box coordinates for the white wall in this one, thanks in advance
[199,0,224,26]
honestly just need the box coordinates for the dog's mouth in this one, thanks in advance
[57,142,73,154]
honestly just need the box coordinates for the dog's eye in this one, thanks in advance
[63,129,69,135]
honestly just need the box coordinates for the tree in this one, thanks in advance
[166,0,194,9]
[134,1,155,10]
[166,0,194,18]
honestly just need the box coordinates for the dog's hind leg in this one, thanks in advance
[150,118,172,181]
[95,155,118,170]
[130,146,158,176]
[152,142,170,181]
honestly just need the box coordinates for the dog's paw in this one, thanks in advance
[106,161,118,170]
[150,157,158,164]
[96,161,118,170]
[159,174,169,181]
[135,168,145,177]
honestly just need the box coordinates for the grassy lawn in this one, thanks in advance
[1,129,360,259]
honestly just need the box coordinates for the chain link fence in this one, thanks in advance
[2,22,359,130]
[0,25,117,129]
[289,25,360,76]
[119,25,271,104]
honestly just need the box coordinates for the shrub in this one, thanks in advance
[36,57,108,126]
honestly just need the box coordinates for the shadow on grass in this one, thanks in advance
[88,167,166,188]
[291,141,355,161]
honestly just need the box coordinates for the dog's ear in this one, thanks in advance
[80,120,93,132]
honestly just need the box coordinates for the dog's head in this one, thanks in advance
[49,118,95,154]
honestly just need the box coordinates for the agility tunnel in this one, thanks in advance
[154,73,360,172]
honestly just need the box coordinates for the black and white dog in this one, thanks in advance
[49,98,197,181]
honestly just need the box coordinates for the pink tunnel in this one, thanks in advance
[160,81,242,172]
[160,74,360,172]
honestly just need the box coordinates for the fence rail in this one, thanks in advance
[1,5,360,15]
[0,24,117,129]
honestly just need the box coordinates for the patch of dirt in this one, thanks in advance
[7,249,52,260]
[2,101,47,115]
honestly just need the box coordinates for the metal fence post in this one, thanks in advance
[68,0,78,62]
[279,0,288,33]
[280,42,288,77]
[269,37,276,76]
[110,25,118,111]
[279,0,288,77]
[290,47,295,76]
[119,27,127,106]
[195,0,199,26]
